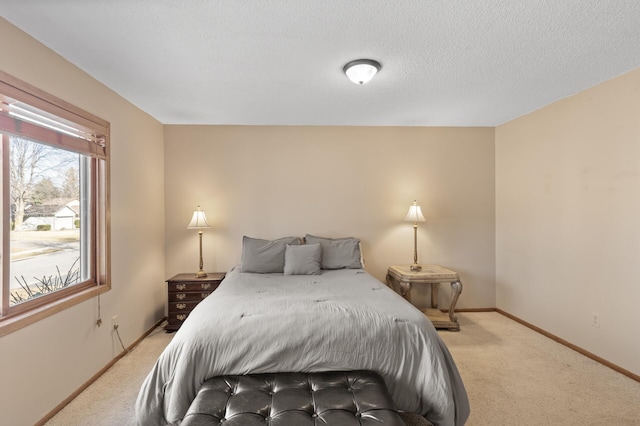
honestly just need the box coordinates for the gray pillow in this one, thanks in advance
[241,236,301,273]
[284,243,322,275]
[304,234,363,269]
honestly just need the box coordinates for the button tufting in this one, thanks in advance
[182,371,404,426]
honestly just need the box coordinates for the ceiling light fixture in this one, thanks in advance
[343,59,381,85]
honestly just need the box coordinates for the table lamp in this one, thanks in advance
[187,205,211,278]
[404,200,426,271]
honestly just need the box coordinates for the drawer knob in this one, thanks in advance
[176,303,187,310]
[176,293,186,300]
[201,283,211,290]
[176,284,186,290]
[201,293,208,298]
[177,314,187,321]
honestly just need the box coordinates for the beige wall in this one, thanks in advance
[0,19,166,426]
[164,125,496,310]
[496,68,640,375]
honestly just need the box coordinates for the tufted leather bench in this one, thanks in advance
[181,370,405,425]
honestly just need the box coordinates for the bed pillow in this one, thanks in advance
[241,236,301,273]
[304,234,363,269]
[283,243,322,275]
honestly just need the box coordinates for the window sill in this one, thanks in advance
[0,284,110,338]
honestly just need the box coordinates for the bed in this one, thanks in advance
[135,236,469,425]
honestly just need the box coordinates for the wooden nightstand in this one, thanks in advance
[165,272,225,332]
[386,265,463,331]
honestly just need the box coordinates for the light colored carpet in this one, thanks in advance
[45,312,640,425]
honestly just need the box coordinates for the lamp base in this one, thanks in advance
[410,263,422,272]
[195,270,208,278]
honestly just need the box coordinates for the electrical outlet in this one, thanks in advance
[112,315,119,330]
[592,313,600,328]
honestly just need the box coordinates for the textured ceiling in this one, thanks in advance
[2,1,640,126]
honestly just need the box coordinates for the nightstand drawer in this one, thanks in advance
[168,300,201,313]
[168,281,220,292]
[167,312,191,327]
[168,291,212,302]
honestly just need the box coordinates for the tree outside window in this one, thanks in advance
[9,137,83,305]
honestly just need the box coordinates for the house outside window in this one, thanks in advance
[0,71,110,335]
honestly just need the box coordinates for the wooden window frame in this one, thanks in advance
[0,70,110,337]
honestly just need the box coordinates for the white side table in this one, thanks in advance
[386,265,463,331]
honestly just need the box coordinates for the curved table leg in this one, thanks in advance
[431,283,439,308]
[448,280,463,322]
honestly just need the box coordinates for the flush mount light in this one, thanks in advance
[343,59,381,84]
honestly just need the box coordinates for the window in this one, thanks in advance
[0,71,110,335]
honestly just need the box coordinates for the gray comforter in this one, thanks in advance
[135,268,469,425]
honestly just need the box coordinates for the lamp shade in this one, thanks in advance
[404,200,426,223]
[187,206,211,229]
[343,59,381,84]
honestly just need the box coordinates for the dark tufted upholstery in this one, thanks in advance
[181,370,405,426]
